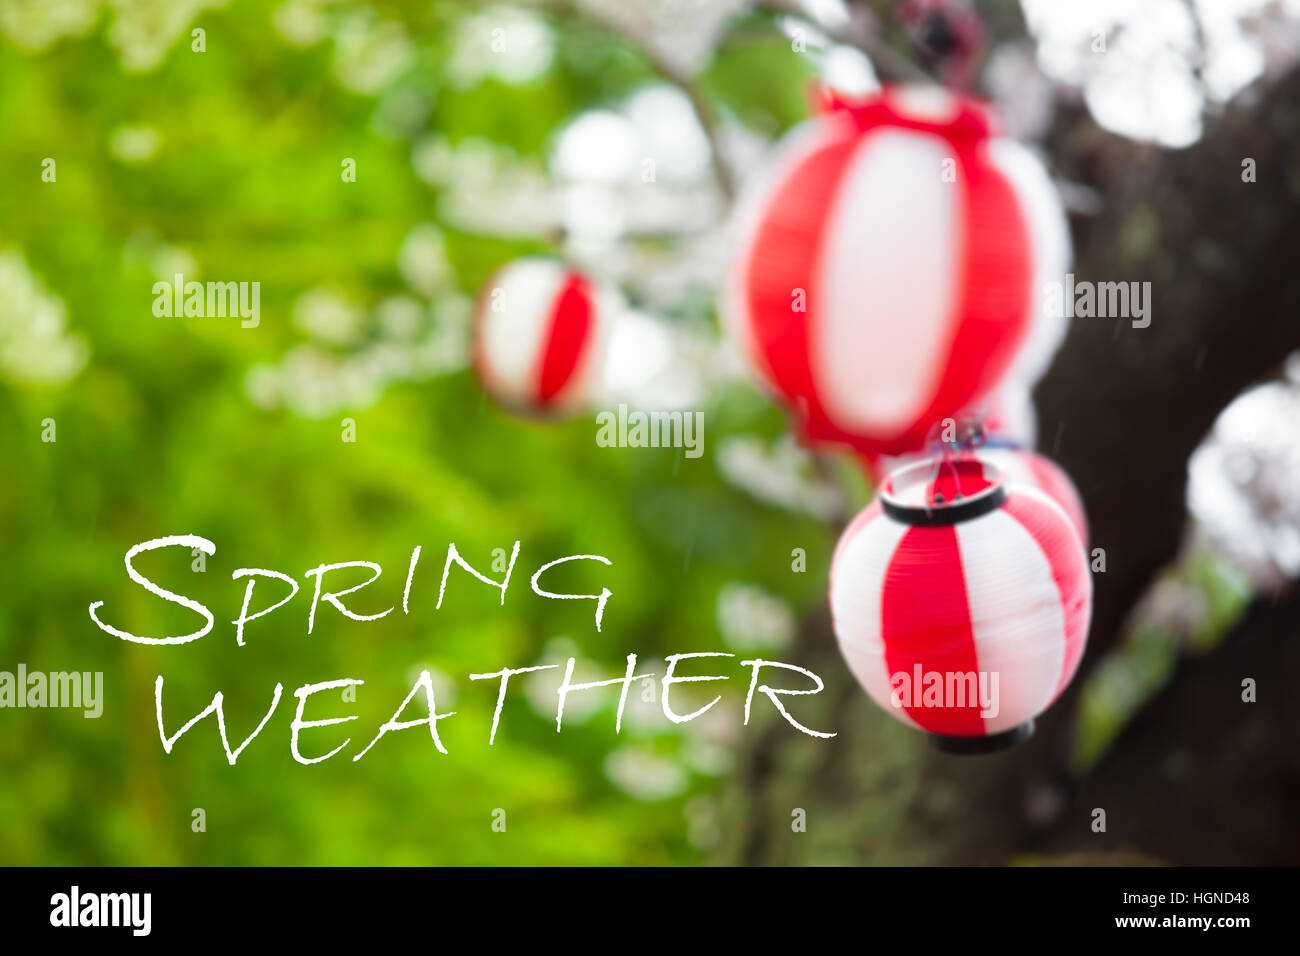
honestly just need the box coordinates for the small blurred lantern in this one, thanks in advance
[473,258,618,414]
[829,456,1091,753]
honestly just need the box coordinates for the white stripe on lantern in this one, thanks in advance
[982,382,1037,448]
[814,129,961,436]
[478,259,569,404]
[886,85,963,123]
[986,139,1072,387]
[954,503,1067,735]
[828,509,923,730]
[977,446,1035,483]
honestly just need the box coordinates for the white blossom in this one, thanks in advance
[0,250,88,386]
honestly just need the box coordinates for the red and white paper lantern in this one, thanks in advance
[724,85,1069,457]
[829,457,1091,752]
[473,258,618,414]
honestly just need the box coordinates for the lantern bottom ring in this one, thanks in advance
[932,720,1035,756]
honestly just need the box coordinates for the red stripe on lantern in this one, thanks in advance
[881,524,986,736]
[743,130,859,442]
[534,271,594,407]
[1024,450,1089,545]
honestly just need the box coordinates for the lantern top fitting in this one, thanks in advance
[878,457,1006,527]
[818,84,999,140]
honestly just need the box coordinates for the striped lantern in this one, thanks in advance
[473,258,618,414]
[723,85,1070,458]
[829,457,1091,753]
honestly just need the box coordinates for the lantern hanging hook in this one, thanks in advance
[924,413,989,506]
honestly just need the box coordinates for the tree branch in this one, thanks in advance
[758,0,938,85]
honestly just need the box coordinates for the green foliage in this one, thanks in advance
[0,1,832,864]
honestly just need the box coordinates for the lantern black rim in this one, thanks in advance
[931,720,1035,755]
[879,457,1007,527]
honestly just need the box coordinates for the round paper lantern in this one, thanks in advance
[829,457,1091,752]
[473,258,618,414]
[724,85,1064,457]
